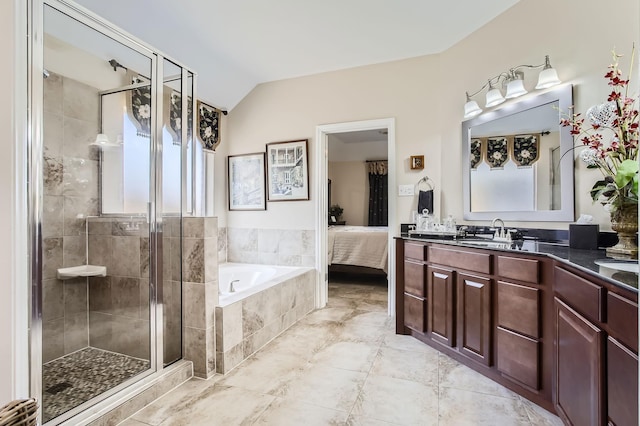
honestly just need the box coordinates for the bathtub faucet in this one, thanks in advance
[229,280,239,293]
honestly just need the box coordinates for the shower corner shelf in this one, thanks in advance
[57,265,107,280]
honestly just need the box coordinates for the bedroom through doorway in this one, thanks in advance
[326,129,389,311]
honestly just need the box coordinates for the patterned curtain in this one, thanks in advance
[512,134,540,167]
[197,101,221,151]
[165,89,193,146]
[367,161,388,226]
[125,73,151,138]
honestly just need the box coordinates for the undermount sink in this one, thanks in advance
[594,260,639,274]
[457,239,515,248]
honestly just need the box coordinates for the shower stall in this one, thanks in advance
[31,0,200,423]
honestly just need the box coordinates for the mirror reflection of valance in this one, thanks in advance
[165,89,193,146]
[472,134,542,169]
[126,83,151,138]
[197,100,220,151]
[486,137,508,169]
[470,139,482,169]
[512,134,540,167]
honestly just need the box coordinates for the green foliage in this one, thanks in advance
[329,204,343,218]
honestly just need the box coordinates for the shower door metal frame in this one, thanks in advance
[28,0,194,424]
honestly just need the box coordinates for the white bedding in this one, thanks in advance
[328,225,389,273]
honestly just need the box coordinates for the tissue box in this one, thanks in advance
[569,224,599,250]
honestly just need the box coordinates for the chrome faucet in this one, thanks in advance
[491,218,508,241]
[229,279,239,293]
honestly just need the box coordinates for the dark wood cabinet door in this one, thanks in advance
[607,337,638,426]
[404,260,425,297]
[457,272,492,365]
[404,293,426,333]
[427,266,455,347]
[555,298,604,426]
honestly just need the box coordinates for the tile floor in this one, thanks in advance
[121,275,563,425]
[42,347,149,423]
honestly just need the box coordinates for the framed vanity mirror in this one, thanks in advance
[462,84,574,221]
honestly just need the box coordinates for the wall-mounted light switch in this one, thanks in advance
[398,184,414,196]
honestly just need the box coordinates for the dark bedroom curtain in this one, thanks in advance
[368,161,388,226]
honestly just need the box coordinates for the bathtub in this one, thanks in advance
[215,262,316,374]
[218,262,312,306]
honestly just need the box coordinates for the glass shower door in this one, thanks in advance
[40,3,155,423]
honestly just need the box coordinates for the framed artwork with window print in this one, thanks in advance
[266,139,310,201]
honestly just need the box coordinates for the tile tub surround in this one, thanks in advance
[124,279,563,426]
[227,228,315,267]
[182,217,219,379]
[215,268,315,374]
[42,71,100,363]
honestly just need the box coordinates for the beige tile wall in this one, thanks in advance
[226,228,315,267]
[42,71,99,363]
[214,269,315,374]
[182,217,219,378]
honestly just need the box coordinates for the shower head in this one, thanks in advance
[108,59,127,72]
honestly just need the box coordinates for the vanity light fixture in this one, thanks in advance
[463,55,561,119]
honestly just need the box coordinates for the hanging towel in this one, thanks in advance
[417,189,433,214]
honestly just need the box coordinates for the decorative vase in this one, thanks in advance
[606,205,638,257]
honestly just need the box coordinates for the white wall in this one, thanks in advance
[224,0,639,232]
[226,53,443,231]
[1,0,29,403]
[328,161,368,226]
[0,0,14,404]
[439,0,639,230]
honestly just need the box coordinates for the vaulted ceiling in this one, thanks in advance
[74,0,520,111]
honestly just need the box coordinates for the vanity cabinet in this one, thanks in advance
[456,272,492,365]
[400,241,428,333]
[554,297,605,426]
[427,265,455,347]
[395,237,639,423]
[495,255,544,391]
[553,265,638,426]
[426,246,493,367]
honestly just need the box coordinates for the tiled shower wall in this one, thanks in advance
[226,228,315,266]
[87,218,151,360]
[42,71,99,363]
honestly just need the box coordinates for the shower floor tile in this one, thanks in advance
[42,347,150,423]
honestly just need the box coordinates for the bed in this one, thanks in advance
[327,225,389,275]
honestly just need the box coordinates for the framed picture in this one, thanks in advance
[197,100,221,151]
[410,155,425,170]
[227,153,266,210]
[266,139,310,201]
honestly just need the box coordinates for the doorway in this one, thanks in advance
[314,118,396,315]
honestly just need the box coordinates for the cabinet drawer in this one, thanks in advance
[496,327,540,390]
[554,267,604,323]
[607,292,638,351]
[497,281,540,338]
[404,260,425,297]
[497,256,540,284]
[404,293,426,332]
[428,246,491,274]
[405,241,427,261]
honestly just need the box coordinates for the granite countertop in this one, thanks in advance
[399,234,638,292]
